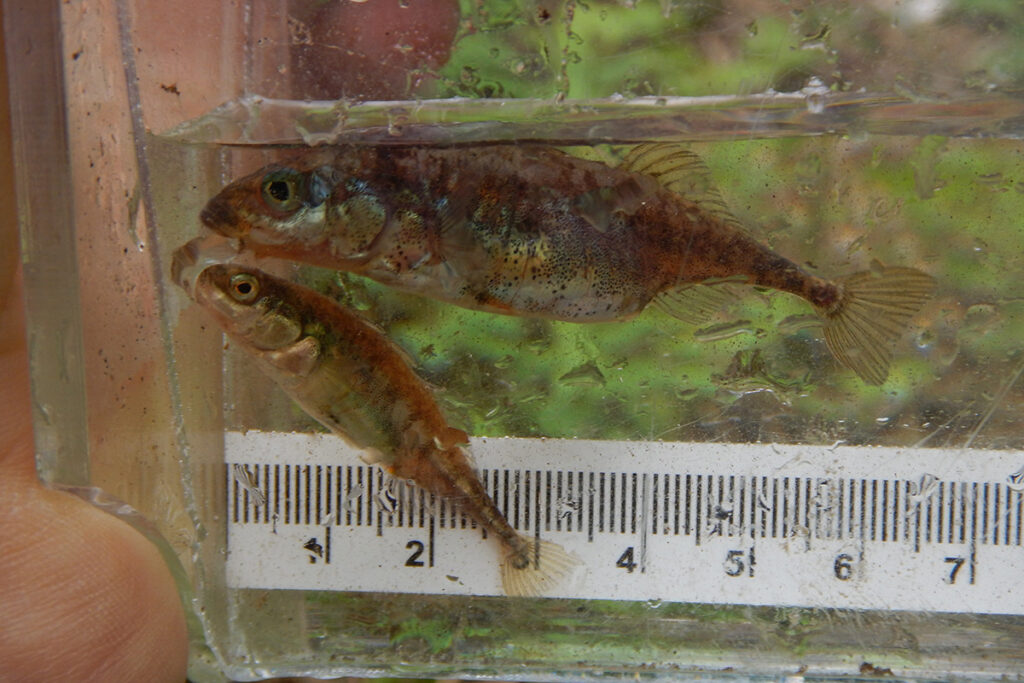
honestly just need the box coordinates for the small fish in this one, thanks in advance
[200,143,935,384]
[189,262,577,597]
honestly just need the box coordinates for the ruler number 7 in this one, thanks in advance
[944,556,966,584]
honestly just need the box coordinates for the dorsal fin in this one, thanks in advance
[619,143,747,233]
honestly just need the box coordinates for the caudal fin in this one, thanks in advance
[500,537,580,598]
[818,266,935,385]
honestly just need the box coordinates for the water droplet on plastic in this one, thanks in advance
[964,303,998,330]
[694,319,754,343]
[556,497,581,518]
[915,329,935,350]
[233,464,265,507]
[344,485,365,512]
[377,482,399,513]
[1007,466,1024,492]
[976,172,1004,186]
[559,360,606,387]
[911,472,940,499]
[524,336,552,355]
[778,314,820,335]
[802,77,828,114]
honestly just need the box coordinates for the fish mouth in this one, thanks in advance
[199,195,245,237]
[171,234,242,296]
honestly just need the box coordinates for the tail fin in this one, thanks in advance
[500,537,580,598]
[818,266,935,385]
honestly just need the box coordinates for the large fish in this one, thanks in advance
[200,143,935,385]
[186,260,577,597]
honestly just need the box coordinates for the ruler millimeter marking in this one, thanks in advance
[224,431,1024,614]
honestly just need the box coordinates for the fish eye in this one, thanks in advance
[229,273,260,302]
[260,169,304,213]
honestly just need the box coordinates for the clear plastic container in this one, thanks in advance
[10,1,1024,681]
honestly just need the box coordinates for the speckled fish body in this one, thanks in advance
[200,144,934,384]
[201,145,667,320]
[190,263,577,596]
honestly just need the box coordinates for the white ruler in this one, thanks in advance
[224,431,1024,615]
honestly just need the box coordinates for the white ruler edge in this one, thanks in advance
[226,430,1022,481]
[223,430,1024,614]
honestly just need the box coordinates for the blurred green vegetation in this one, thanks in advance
[433,0,1024,99]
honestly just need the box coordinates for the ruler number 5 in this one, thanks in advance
[724,547,755,577]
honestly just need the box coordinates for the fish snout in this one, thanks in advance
[171,234,243,296]
[200,196,245,237]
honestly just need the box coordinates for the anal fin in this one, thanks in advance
[653,281,744,326]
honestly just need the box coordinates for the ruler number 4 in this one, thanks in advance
[616,547,638,573]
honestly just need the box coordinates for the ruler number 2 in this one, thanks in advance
[405,540,425,567]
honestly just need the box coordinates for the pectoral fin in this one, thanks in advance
[261,336,322,378]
